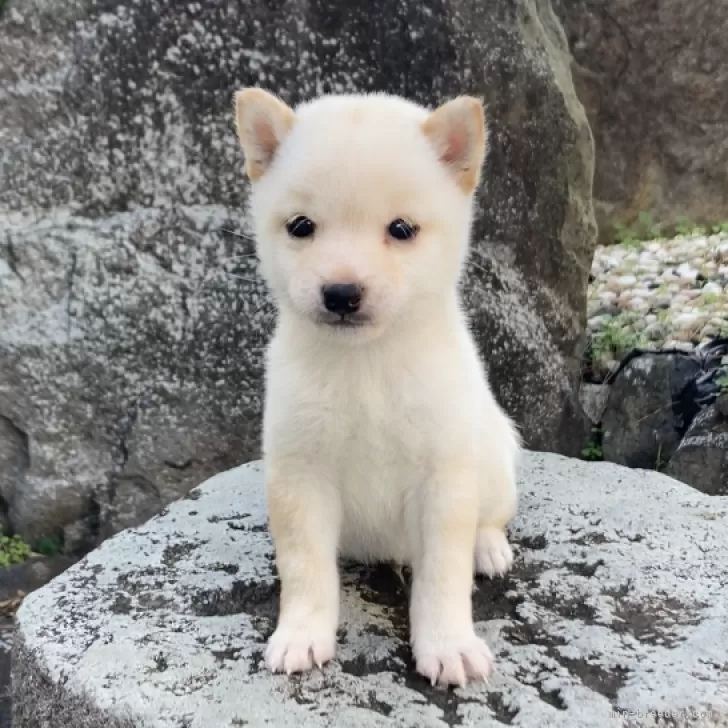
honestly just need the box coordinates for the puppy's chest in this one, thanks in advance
[281,363,432,488]
[272,361,440,562]
[323,375,429,471]
[325,386,428,562]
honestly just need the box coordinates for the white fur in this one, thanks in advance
[235,90,521,687]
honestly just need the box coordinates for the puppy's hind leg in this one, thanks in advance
[475,526,514,579]
[475,420,519,579]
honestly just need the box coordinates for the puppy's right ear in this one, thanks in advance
[234,88,295,181]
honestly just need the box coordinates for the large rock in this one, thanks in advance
[13,452,728,727]
[602,352,701,469]
[0,0,596,546]
[602,348,728,475]
[0,415,27,533]
[667,396,728,496]
[554,0,728,241]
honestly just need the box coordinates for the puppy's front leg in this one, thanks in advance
[410,462,493,687]
[265,469,340,674]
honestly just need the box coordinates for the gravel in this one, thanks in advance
[587,232,728,378]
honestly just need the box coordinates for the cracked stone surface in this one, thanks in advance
[12,452,728,727]
[1,0,595,546]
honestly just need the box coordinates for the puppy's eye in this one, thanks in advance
[388,218,418,241]
[286,215,316,239]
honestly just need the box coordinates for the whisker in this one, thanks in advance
[219,227,255,241]
[223,273,259,283]
[217,253,258,265]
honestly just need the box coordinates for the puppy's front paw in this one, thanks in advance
[414,631,494,687]
[265,615,337,675]
[475,527,513,578]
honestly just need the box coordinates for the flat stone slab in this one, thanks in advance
[12,453,728,727]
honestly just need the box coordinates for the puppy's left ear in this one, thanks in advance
[234,88,296,181]
[422,96,487,193]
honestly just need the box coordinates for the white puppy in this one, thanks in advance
[234,88,521,687]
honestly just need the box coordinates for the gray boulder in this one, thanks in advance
[667,396,728,496]
[602,353,701,469]
[554,0,728,241]
[0,0,595,546]
[579,382,608,425]
[0,415,27,534]
[13,452,728,727]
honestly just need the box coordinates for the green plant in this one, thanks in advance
[590,316,648,362]
[613,222,643,249]
[674,217,707,237]
[612,213,726,246]
[636,211,662,239]
[718,374,728,393]
[612,212,665,247]
[33,536,62,557]
[581,427,603,462]
[675,217,693,236]
[0,534,32,568]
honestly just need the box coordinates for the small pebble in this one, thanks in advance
[644,323,667,341]
[701,282,722,295]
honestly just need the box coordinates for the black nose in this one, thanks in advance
[322,283,362,315]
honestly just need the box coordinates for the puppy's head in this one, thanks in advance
[234,88,486,342]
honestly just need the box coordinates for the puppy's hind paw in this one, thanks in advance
[475,527,513,578]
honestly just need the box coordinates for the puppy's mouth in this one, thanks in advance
[317,313,372,329]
